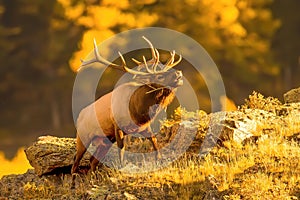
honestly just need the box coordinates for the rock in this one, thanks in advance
[284,87,300,103]
[24,136,92,176]
[2,91,300,199]
[0,169,73,199]
[23,103,300,176]
[124,192,138,200]
[0,169,37,198]
[200,111,257,155]
[198,105,300,156]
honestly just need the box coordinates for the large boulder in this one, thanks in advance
[284,87,300,103]
[24,136,92,176]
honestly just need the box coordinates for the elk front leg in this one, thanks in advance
[71,134,90,188]
[115,128,125,166]
[141,127,161,160]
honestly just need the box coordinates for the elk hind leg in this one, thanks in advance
[148,135,161,159]
[141,128,161,160]
[90,137,112,171]
[116,128,125,167]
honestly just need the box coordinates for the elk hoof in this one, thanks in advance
[71,174,76,189]
[156,151,162,160]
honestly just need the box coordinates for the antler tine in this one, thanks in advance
[131,58,142,65]
[118,52,148,75]
[165,50,175,67]
[164,53,182,71]
[143,56,154,73]
[142,36,157,59]
[78,38,149,75]
[79,38,119,70]
[153,48,160,73]
[170,54,182,67]
[117,51,127,70]
[142,36,162,73]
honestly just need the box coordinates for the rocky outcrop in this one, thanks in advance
[1,89,300,199]
[24,136,92,176]
[23,99,300,176]
[284,87,300,103]
[200,104,300,154]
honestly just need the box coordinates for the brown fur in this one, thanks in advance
[129,84,175,126]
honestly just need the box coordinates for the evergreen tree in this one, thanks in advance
[147,0,280,102]
[272,0,300,91]
[0,0,81,142]
[59,0,281,104]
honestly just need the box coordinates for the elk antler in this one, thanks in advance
[78,38,118,72]
[78,37,182,74]
[142,36,160,73]
[78,38,148,75]
[141,36,182,73]
[163,51,182,72]
[118,52,149,75]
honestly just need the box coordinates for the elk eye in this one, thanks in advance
[156,74,164,81]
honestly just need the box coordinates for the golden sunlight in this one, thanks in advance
[69,29,115,71]
[0,148,33,178]
[220,96,237,111]
[57,0,158,71]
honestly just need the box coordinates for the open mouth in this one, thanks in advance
[170,78,183,87]
[175,74,183,86]
[177,79,183,86]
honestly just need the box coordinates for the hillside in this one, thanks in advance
[0,90,299,200]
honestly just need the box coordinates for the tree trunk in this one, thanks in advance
[51,98,61,130]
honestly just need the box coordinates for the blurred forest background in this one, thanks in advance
[0,0,299,160]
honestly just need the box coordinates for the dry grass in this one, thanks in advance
[2,92,300,199]
[84,133,299,199]
[15,135,300,199]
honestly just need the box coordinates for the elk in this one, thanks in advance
[71,37,183,184]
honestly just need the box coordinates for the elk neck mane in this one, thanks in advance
[128,83,175,126]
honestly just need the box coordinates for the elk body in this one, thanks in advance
[71,37,183,185]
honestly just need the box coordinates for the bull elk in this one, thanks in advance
[71,37,183,185]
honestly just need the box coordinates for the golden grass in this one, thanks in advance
[3,92,300,199]
[15,128,300,199]
[85,130,299,199]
